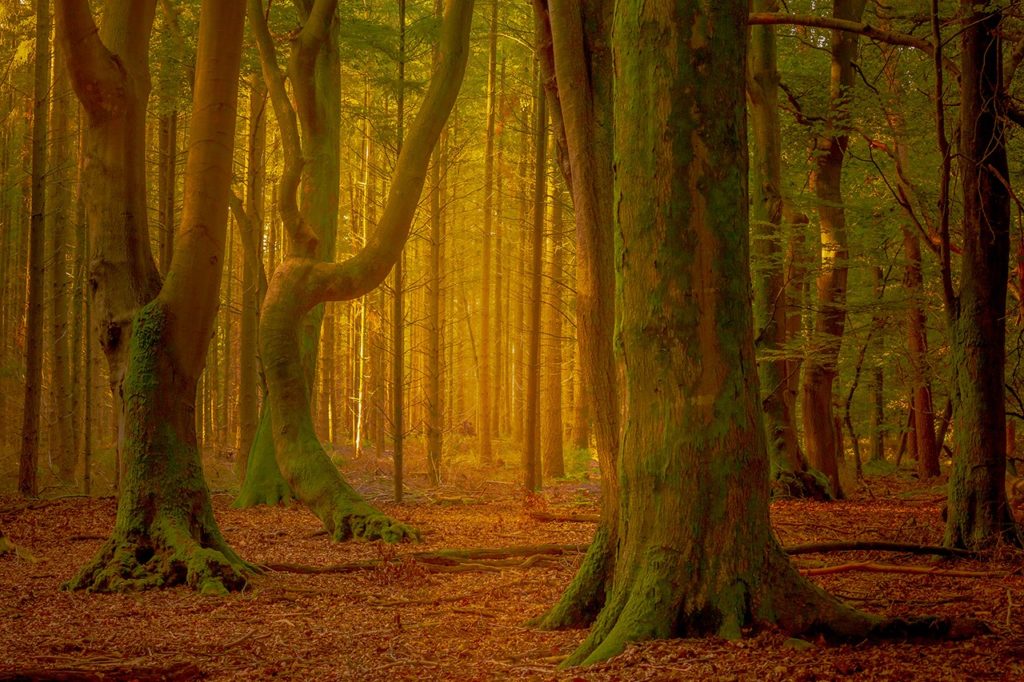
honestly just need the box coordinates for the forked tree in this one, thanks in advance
[562,0,976,666]
[249,0,475,541]
[59,0,250,593]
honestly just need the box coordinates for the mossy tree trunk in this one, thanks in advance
[63,0,250,593]
[563,0,969,667]
[250,0,474,541]
[747,0,828,499]
[944,2,1020,550]
[237,0,341,508]
[800,0,866,500]
[531,0,620,630]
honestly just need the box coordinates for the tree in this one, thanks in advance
[531,0,620,629]
[943,1,1020,550]
[18,0,50,497]
[541,187,564,479]
[62,0,250,593]
[253,0,474,541]
[747,0,828,499]
[563,0,969,666]
[478,0,498,466]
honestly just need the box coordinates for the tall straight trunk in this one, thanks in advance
[426,0,445,486]
[19,0,51,497]
[73,115,88,490]
[513,118,529,445]
[571,344,590,448]
[868,266,885,463]
[944,2,1020,550]
[523,67,547,492]
[354,93,372,456]
[65,0,249,593]
[49,37,75,482]
[392,0,407,502]
[237,78,267,481]
[478,0,498,464]
[157,110,177,275]
[542,187,564,478]
[800,0,866,500]
[532,0,620,630]
[747,0,824,498]
[493,58,506,438]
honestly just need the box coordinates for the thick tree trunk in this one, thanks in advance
[566,1,971,665]
[66,0,249,593]
[19,0,51,497]
[748,0,828,499]
[944,3,1020,550]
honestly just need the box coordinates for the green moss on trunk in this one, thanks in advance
[234,404,294,508]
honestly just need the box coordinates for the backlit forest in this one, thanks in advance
[3,0,1024,679]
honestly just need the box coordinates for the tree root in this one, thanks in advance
[800,561,1002,578]
[785,541,975,558]
[329,500,419,543]
[772,468,833,501]
[64,523,256,595]
[531,525,614,630]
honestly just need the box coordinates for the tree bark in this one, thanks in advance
[478,0,498,465]
[65,0,249,593]
[542,187,564,479]
[944,2,1020,550]
[800,0,866,500]
[19,0,51,497]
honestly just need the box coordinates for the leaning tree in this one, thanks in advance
[563,0,977,667]
[59,0,250,593]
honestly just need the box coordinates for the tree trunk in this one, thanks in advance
[19,0,51,497]
[426,0,445,486]
[523,67,546,492]
[542,188,564,478]
[391,0,407,502]
[748,0,827,499]
[800,0,866,500]
[566,2,966,665]
[65,0,249,593]
[531,0,620,630]
[944,2,1020,550]
[478,0,498,465]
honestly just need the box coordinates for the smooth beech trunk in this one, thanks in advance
[64,0,249,593]
[252,0,474,540]
[531,0,620,630]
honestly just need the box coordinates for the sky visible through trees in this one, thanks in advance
[2,0,1024,679]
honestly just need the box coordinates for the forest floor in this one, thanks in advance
[2,449,1024,681]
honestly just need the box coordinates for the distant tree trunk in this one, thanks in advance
[868,266,885,463]
[236,78,267,482]
[64,0,249,593]
[426,0,445,486]
[800,0,866,500]
[747,0,827,498]
[571,353,591,449]
[73,123,90,493]
[542,187,564,479]
[513,120,528,446]
[566,1,960,665]
[19,0,51,497]
[392,0,407,502]
[478,0,498,465]
[157,110,177,275]
[944,2,1020,550]
[493,58,506,439]
[523,67,546,492]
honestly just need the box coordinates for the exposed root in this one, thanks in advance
[64,524,255,595]
[772,469,832,501]
[785,541,974,558]
[330,500,419,543]
[800,561,1001,578]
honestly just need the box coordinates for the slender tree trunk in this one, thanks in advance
[542,186,564,479]
[19,0,52,497]
[523,67,546,492]
[800,0,866,499]
[392,0,407,502]
[944,2,1020,550]
[478,0,498,465]
[426,0,445,486]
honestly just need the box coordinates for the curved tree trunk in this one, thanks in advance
[64,0,249,594]
[566,1,976,666]
[255,0,474,541]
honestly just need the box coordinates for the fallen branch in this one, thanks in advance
[411,543,587,565]
[784,541,974,559]
[801,562,1002,578]
[0,662,202,681]
[527,511,599,523]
